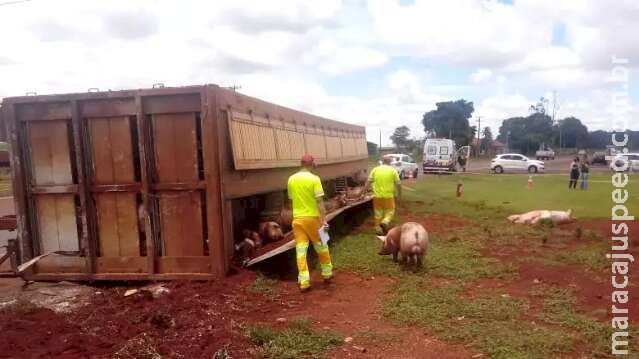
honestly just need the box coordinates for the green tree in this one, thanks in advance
[557,117,588,148]
[480,127,493,153]
[422,99,475,145]
[390,125,412,151]
[587,130,609,149]
[497,113,553,154]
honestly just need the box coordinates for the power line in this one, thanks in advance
[0,0,31,7]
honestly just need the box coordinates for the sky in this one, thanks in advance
[0,0,637,146]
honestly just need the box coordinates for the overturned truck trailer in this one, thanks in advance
[0,85,368,280]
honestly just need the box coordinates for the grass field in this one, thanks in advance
[327,172,635,357]
[408,172,638,218]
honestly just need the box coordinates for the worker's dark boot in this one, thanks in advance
[380,223,389,235]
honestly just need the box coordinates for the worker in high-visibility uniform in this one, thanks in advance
[365,156,401,235]
[287,154,333,292]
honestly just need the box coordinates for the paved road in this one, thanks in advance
[461,155,609,174]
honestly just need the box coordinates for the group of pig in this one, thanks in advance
[234,186,369,261]
[234,222,285,260]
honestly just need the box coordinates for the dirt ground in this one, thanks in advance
[0,215,634,358]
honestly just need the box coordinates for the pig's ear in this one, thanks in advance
[376,235,386,242]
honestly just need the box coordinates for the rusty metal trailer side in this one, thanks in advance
[1,85,368,280]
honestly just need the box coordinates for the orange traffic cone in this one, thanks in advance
[456,181,463,198]
[527,175,534,190]
[407,171,415,187]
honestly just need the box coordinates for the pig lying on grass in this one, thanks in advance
[378,222,429,270]
[507,209,574,225]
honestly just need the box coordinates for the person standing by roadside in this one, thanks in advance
[287,154,333,292]
[365,156,401,235]
[569,157,580,189]
[580,160,589,190]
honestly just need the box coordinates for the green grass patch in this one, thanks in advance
[332,232,515,280]
[247,319,343,359]
[248,273,279,299]
[405,173,638,219]
[383,278,574,358]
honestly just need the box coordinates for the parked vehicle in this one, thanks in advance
[535,145,555,160]
[384,154,419,179]
[423,138,457,173]
[592,146,617,165]
[490,153,545,174]
[610,153,639,172]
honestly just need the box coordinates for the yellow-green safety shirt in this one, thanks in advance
[369,165,400,199]
[288,169,324,218]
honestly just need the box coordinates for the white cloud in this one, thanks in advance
[470,69,493,83]
[0,0,637,139]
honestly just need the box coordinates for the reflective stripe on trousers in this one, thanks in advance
[292,217,333,289]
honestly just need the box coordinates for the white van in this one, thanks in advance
[423,138,457,173]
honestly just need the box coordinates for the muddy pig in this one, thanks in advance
[324,193,347,212]
[235,230,263,259]
[378,222,429,268]
[346,186,365,201]
[258,221,284,244]
[278,205,293,229]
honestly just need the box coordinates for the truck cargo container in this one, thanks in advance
[0,85,368,280]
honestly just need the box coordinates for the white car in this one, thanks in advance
[490,154,545,174]
[384,154,419,179]
[610,153,639,172]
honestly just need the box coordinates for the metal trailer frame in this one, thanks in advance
[0,85,368,280]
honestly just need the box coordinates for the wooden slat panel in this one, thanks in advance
[36,195,79,253]
[30,121,72,186]
[96,193,138,257]
[29,121,78,254]
[326,137,342,158]
[159,192,203,256]
[172,114,198,181]
[227,110,367,170]
[89,118,113,184]
[153,113,198,182]
[90,117,134,184]
[95,193,118,256]
[153,112,203,257]
[89,117,139,259]
[110,117,135,183]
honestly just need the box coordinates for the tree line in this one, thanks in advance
[373,97,638,155]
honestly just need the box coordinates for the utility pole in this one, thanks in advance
[477,117,481,157]
[379,129,382,149]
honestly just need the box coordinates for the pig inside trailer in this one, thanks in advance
[0,85,369,280]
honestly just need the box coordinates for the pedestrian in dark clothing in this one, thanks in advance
[569,158,580,189]
[580,161,589,190]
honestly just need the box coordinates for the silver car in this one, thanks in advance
[491,154,545,174]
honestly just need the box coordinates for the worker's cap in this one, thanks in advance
[301,154,315,166]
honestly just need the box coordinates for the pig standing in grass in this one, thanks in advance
[378,222,428,269]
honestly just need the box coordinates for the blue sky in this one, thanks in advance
[0,0,637,146]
